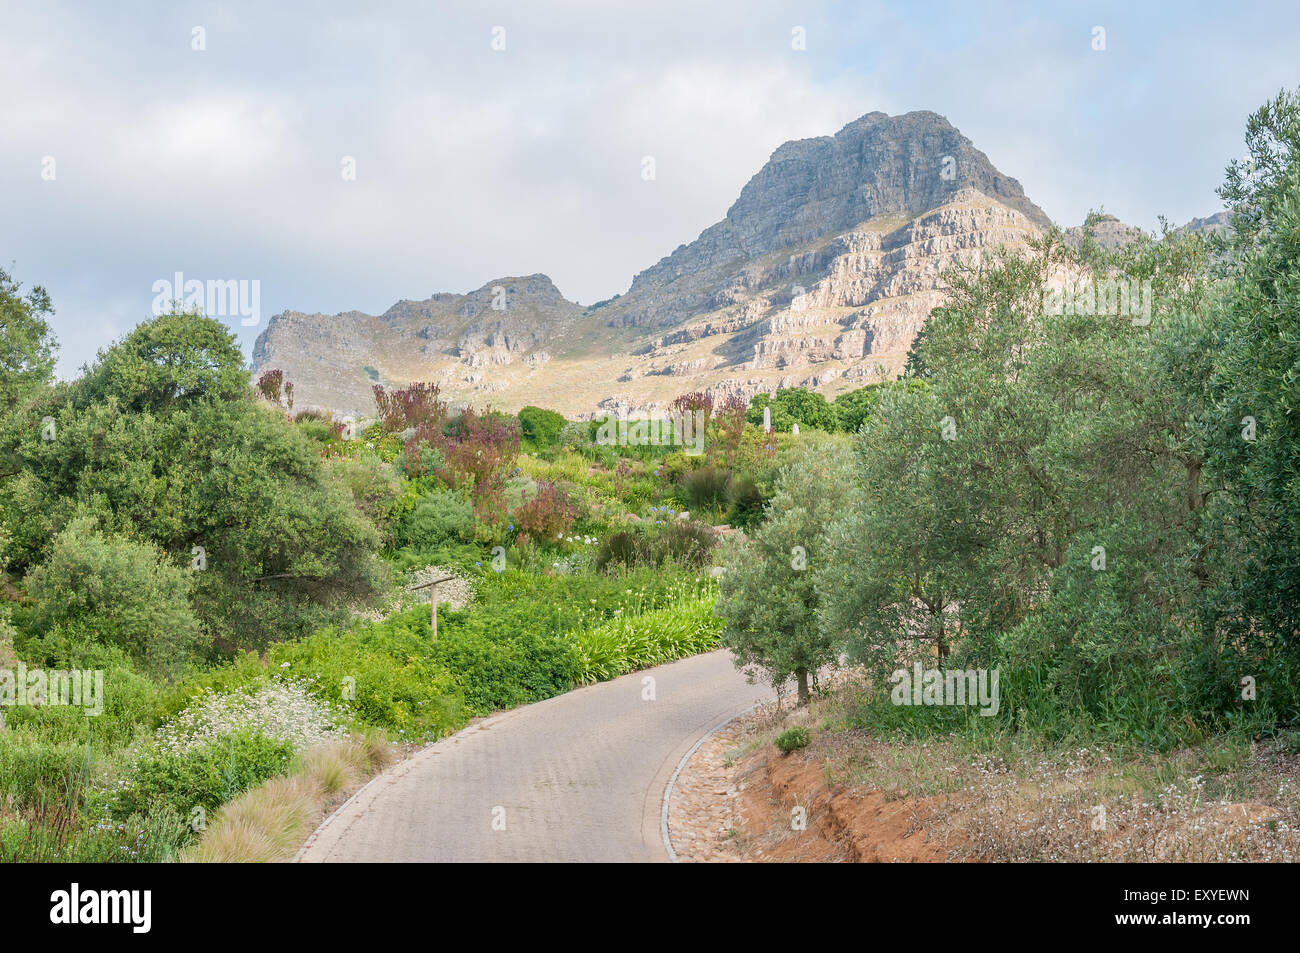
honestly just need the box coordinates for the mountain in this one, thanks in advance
[249,110,1215,417]
[251,274,584,413]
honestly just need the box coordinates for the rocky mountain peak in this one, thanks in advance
[256,110,1221,419]
[604,109,1050,330]
[724,109,1050,248]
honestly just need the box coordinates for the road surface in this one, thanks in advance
[297,649,770,862]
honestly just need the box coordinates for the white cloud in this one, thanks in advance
[1,0,1296,376]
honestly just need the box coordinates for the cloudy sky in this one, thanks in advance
[3,0,1298,377]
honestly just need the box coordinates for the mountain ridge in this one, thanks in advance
[252,110,1223,417]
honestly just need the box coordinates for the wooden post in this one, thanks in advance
[409,575,456,640]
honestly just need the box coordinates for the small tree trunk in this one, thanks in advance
[795,668,810,706]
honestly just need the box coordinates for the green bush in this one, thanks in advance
[114,728,294,819]
[774,726,810,754]
[269,627,465,740]
[572,592,722,684]
[747,388,837,433]
[22,516,207,678]
[0,808,189,863]
[396,488,476,551]
[518,406,568,450]
[429,607,581,713]
[680,467,732,512]
[726,475,768,529]
[0,662,160,750]
[595,531,640,571]
[0,734,96,813]
[594,521,716,572]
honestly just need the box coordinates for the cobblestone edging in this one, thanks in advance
[664,700,782,862]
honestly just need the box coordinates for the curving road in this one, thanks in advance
[297,649,769,863]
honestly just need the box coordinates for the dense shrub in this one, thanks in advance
[395,489,476,551]
[1,315,392,653]
[0,734,95,813]
[680,466,732,512]
[114,729,294,819]
[0,807,189,863]
[572,592,722,683]
[594,521,716,571]
[269,628,465,740]
[518,406,567,450]
[437,408,521,519]
[327,457,403,536]
[726,475,768,529]
[831,384,883,434]
[513,480,579,541]
[21,517,207,677]
[747,388,837,433]
[774,726,810,753]
[0,659,160,750]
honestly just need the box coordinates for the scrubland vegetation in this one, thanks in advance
[0,283,827,860]
[709,92,1300,858]
[3,90,1298,864]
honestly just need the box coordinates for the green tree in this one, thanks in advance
[22,516,207,677]
[746,388,837,433]
[715,442,855,704]
[1,312,390,654]
[73,310,248,413]
[817,380,977,670]
[0,268,56,410]
[829,384,882,434]
[517,406,568,450]
[1206,88,1300,665]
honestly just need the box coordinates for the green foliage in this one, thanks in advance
[395,488,476,552]
[74,312,247,414]
[1205,88,1300,685]
[680,466,732,512]
[572,592,722,683]
[716,442,858,704]
[0,661,161,750]
[113,729,294,818]
[593,520,716,572]
[327,456,402,538]
[774,726,810,754]
[747,388,837,433]
[22,517,207,677]
[831,384,884,434]
[725,475,768,529]
[517,406,568,450]
[427,610,581,714]
[269,627,465,740]
[0,733,96,813]
[0,807,189,863]
[0,311,392,654]
[0,268,56,412]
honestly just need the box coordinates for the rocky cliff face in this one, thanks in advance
[251,274,585,413]
[250,110,1222,418]
[601,111,1049,332]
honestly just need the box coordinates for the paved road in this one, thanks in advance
[297,649,770,862]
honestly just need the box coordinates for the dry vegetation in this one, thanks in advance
[686,677,1300,863]
[181,733,395,863]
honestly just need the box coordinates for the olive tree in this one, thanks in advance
[714,438,856,704]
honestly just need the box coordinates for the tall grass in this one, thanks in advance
[572,592,723,684]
